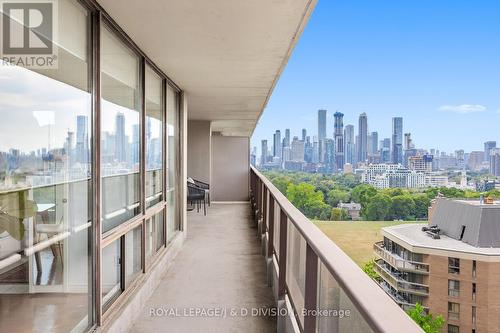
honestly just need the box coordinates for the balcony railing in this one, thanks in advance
[250,166,423,333]
[374,241,429,274]
[374,260,429,296]
[378,281,428,312]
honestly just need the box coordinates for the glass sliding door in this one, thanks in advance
[166,85,180,242]
[0,0,93,332]
[100,24,141,233]
[145,66,163,209]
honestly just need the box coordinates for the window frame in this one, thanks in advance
[448,257,460,274]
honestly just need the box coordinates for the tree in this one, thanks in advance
[391,195,416,220]
[286,183,329,219]
[362,260,379,280]
[364,194,392,221]
[326,189,350,207]
[351,184,378,215]
[413,194,430,219]
[330,207,348,221]
[406,303,444,333]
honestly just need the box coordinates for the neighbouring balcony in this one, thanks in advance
[378,280,428,312]
[373,241,429,274]
[374,260,429,297]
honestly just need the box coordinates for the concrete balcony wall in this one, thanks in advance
[187,120,212,184]
[211,136,250,201]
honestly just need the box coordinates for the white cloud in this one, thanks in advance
[437,104,486,114]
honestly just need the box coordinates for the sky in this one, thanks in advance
[251,0,500,156]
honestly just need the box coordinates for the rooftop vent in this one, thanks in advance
[422,225,441,239]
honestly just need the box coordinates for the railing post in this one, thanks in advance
[304,244,318,333]
[262,187,267,235]
[267,195,274,257]
[278,209,287,299]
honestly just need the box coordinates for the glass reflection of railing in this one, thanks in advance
[250,166,423,333]
[374,260,429,296]
[373,241,429,274]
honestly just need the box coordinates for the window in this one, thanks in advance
[472,260,476,278]
[102,240,122,310]
[101,23,141,233]
[472,306,476,326]
[448,302,460,321]
[146,210,165,263]
[166,84,180,241]
[472,283,476,301]
[145,65,163,209]
[0,0,92,331]
[125,226,142,287]
[448,280,460,297]
[447,324,459,333]
[448,257,460,274]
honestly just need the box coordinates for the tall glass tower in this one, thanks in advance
[392,117,403,164]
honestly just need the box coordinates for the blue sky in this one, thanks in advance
[251,0,500,155]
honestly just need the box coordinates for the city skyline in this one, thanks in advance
[254,109,497,163]
[251,0,500,154]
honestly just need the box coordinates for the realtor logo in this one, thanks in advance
[1,0,57,68]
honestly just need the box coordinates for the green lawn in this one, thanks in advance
[313,220,425,267]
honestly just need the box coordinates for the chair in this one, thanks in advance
[187,182,206,215]
[191,178,210,206]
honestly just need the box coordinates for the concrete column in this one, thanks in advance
[187,120,212,184]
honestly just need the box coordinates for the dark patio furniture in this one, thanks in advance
[187,182,206,215]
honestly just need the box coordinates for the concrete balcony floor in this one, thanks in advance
[129,203,276,332]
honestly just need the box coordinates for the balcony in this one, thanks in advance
[129,203,276,332]
[373,241,429,274]
[121,167,425,332]
[374,260,429,296]
[378,280,428,312]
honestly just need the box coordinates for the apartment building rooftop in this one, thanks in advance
[383,223,500,259]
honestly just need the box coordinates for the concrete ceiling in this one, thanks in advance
[97,0,316,136]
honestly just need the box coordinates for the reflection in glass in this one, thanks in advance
[102,240,121,309]
[125,226,142,286]
[146,210,165,263]
[166,85,179,240]
[101,24,141,233]
[0,0,92,332]
[145,66,163,209]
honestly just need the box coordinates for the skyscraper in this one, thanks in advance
[392,117,403,164]
[260,140,268,166]
[115,112,127,162]
[333,112,344,170]
[357,113,368,163]
[284,129,291,147]
[381,138,391,163]
[484,141,497,162]
[344,124,355,165]
[291,136,305,162]
[302,128,307,142]
[132,124,140,165]
[370,131,378,155]
[318,109,327,163]
[325,138,335,173]
[490,148,500,176]
[273,130,282,159]
[404,133,413,150]
[76,115,89,164]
